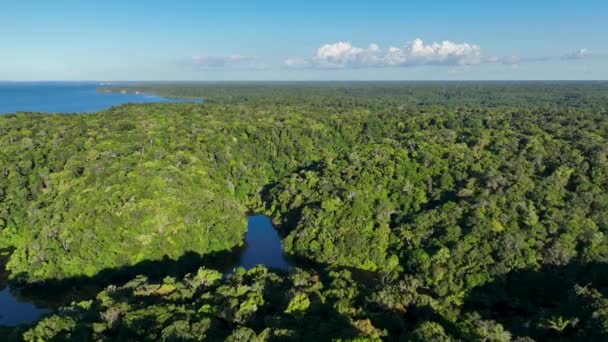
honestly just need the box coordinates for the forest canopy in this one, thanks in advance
[2,82,608,341]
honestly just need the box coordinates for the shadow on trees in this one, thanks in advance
[4,237,416,339]
[0,251,10,293]
[463,262,608,340]
[9,250,409,340]
[7,249,246,309]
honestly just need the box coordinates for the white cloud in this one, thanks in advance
[284,58,311,68]
[285,39,603,71]
[408,39,482,65]
[492,56,523,68]
[287,38,483,69]
[486,56,501,63]
[185,55,258,69]
[495,49,593,67]
[562,48,591,60]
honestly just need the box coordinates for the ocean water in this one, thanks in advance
[0,82,195,115]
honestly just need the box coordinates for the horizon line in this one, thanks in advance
[2,80,608,83]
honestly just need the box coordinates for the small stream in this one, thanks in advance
[0,215,290,326]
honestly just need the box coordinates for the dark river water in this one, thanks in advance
[0,215,290,326]
[237,215,291,271]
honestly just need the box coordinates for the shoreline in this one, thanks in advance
[96,87,203,102]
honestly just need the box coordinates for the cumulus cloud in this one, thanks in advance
[286,39,483,69]
[184,55,259,69]
[286,39,601,71]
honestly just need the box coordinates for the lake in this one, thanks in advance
[0,82,195,115]
[0,215,290,326]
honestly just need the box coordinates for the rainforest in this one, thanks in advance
[1,82,608,341]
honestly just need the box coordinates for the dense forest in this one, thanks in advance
[2,83,608,340]
[100,81,608,110]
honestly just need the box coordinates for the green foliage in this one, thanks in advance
[409,321,450,342]
[21,266,391,340]
[2,83,608,340]
[285,292,310,314]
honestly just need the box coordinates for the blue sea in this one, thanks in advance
[0,82,194,115]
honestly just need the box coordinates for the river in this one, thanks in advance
[0,215,290,326]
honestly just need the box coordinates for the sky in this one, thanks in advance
[1,0,607,81]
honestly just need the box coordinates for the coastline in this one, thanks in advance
[96,86,203,102]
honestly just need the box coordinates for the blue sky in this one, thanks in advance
[1,0,606,80]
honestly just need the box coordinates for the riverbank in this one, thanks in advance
[0,215,291,326]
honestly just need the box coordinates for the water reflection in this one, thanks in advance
[0,288,49,326]
[0,253,49,326]
[236,215,291,271]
